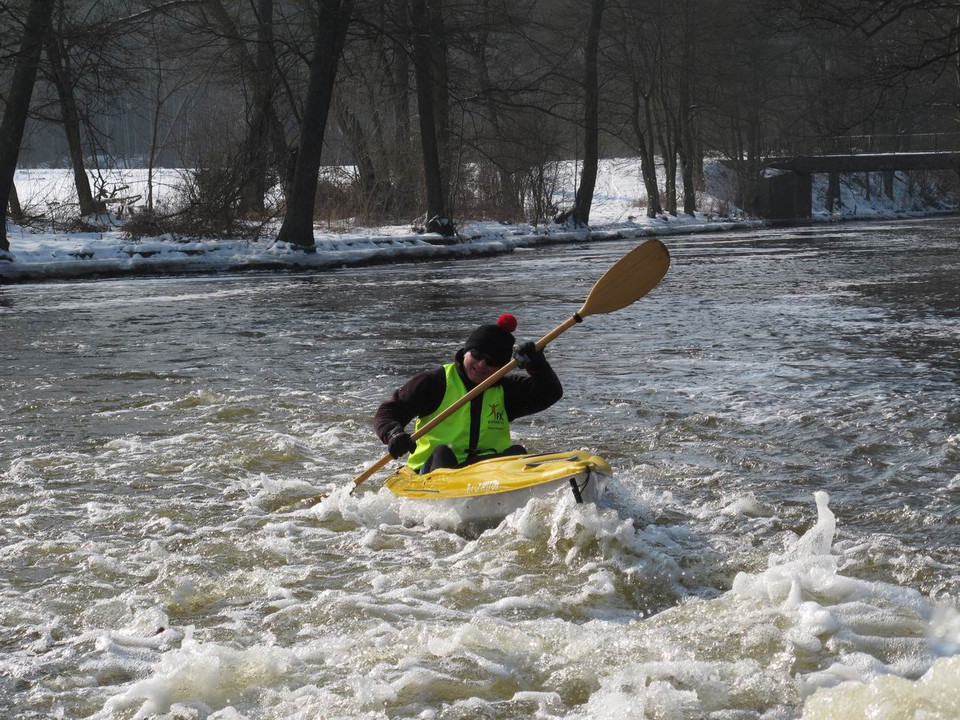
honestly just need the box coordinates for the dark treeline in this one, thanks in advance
[2,0,959,252]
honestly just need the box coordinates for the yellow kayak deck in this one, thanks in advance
[384,450,612,500]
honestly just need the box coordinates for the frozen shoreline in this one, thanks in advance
[3,159,954,283]
[4,209,955,284]
[0,214,762,283]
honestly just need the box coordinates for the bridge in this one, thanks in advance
[756,133,960,218]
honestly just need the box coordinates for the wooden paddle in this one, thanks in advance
[303,238,670,506]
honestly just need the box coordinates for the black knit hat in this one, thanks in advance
[463,314,517,366]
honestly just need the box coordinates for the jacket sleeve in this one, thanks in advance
[374,367,446,443]
[502,358,563,421]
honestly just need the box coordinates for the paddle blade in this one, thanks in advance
[577,239,670,318]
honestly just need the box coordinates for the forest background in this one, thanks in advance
[2,0,960,255]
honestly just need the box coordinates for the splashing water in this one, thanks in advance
[2,220,958,718]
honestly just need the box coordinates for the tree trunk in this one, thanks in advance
[678,0,697,216]
[147,50,163,212]
[732,123,751,212]
[679,0,702,215]
[410,0,452,235]
[657,110,678,215]
[8,182,23,224]
[632,81,662,218]
[392,9,411,149]
[653,30,678,217]
[0,0,56,253]
[204,0,288,212]
[679,144,695,215]
[44,32,102,217]
[474,7,522,218]
[738,104,763,215]
[276,0,354,249]
[827,171,841,211]
[334,93,378,203]
[427,0,452,209]
[743,47,764,215]
[386,1,414,210]
[239,0,274,215]
[568,0,605,227]
[664,155,677,215]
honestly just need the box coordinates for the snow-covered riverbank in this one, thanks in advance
[2,159,954,282]
[0,214,762,282]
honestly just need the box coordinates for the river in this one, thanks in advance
[1,217,958,719]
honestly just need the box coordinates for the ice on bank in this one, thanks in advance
[3,159,952,282]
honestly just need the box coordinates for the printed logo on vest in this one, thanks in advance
[487,403,505,423]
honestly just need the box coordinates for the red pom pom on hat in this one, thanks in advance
[497,314,518,333]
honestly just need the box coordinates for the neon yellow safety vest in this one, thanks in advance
[407,363,512,470]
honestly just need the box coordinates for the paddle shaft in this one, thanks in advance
[348,313,581,491]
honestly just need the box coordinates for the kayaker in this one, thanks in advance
[374,314,563,473]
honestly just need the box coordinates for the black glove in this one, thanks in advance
[387,429,417,459]
[513,340,546,371]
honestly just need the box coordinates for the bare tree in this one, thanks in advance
[5,0,959,250]
[677,0,697,214]
[239,0,276,215]
[44,7,103,217]
[140,15,199,213]
[409,0,454,235]
[556,0,604,227]
[276,0,354,249]
[631,77,663,217]
[461,0,526,219]
[186,0,292,215]
[604,0,663,217]
[0,0,56,253]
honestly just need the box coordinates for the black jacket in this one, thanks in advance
[374,352,563,445]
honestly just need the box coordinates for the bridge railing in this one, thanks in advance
[774,133,960,157]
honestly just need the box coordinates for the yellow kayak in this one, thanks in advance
[384,450,611,526]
